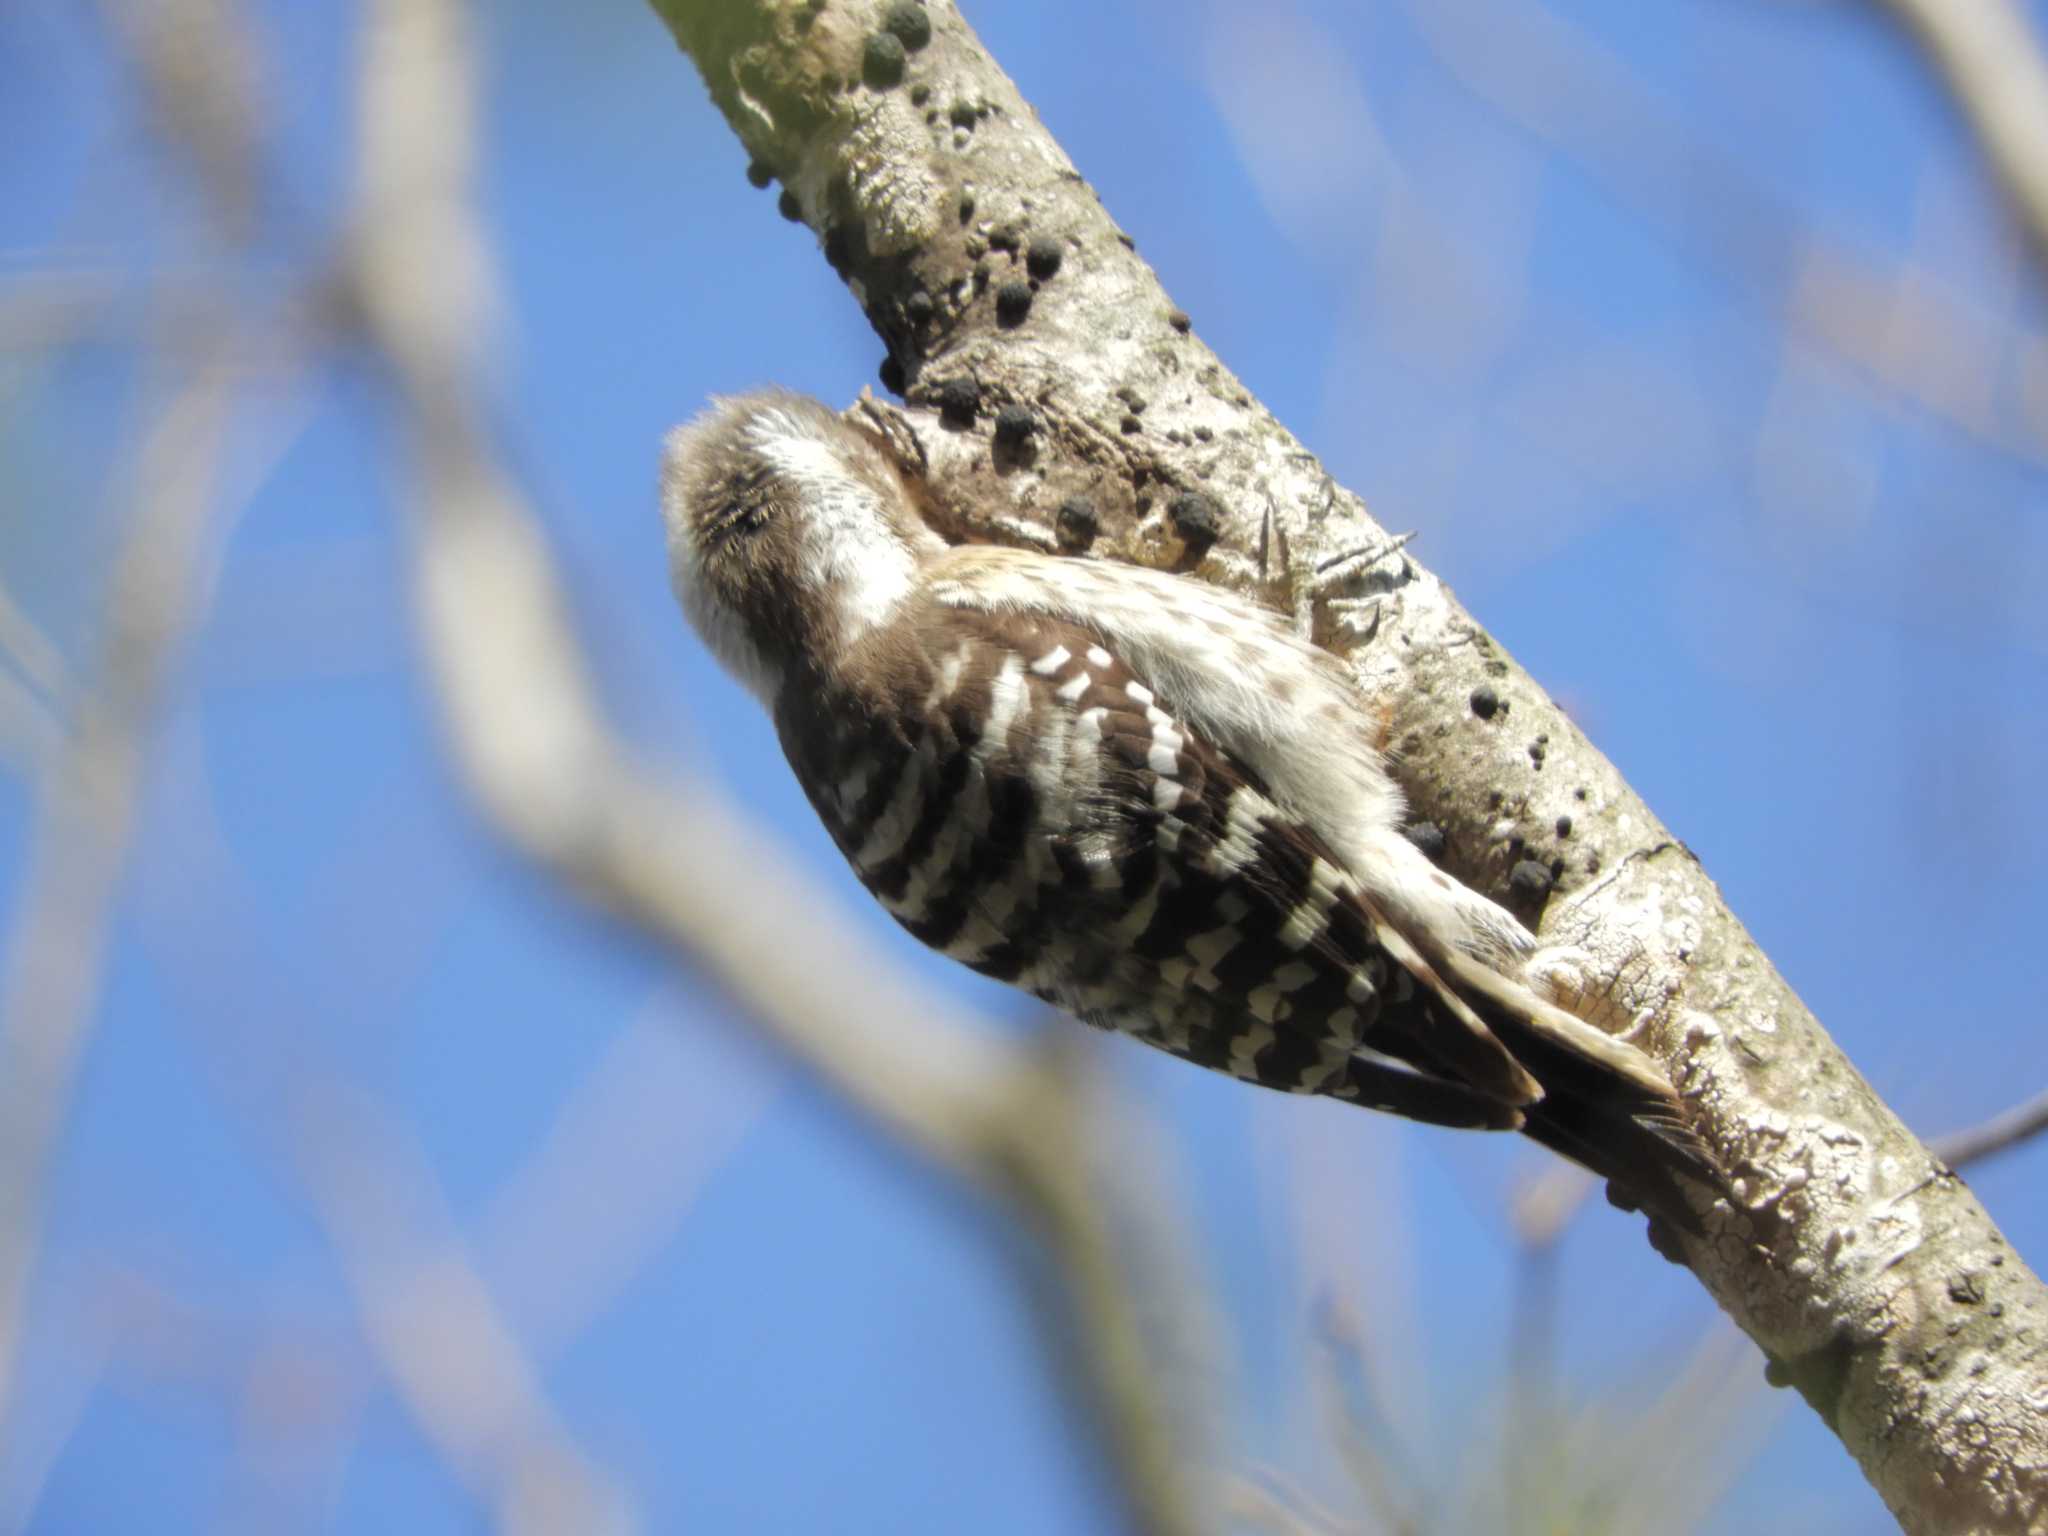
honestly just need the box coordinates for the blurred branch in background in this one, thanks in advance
[343,0,1208,1532]
[294,1090,638,1536]
[130,769,641,1536]
[0,0,271,1451]
[1874,0,2048,277]
[0,333,240,1462]
[0,2,644,1530]
[1403,0,2048,464]
[1934,1086,2048,1172]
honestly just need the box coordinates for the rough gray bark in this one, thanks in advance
[648,1,2048,1529]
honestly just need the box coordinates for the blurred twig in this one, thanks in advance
[130,722,639,1536]
[1931,1086,2048,1170]
[1309,1293,1423,1536]
[0,580,68,711]
[91,0,261,238]
[0,5,636,1528]
[343,1,1202,1532]
[295,1082,637,1536]
[0,341,238,1452]
[1228,1464,1359,1536]
[0,1,280,1438]
[1401,0,2048,462]
[1875,0,2048,278]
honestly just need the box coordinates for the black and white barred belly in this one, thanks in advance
[774,603,1518,1131]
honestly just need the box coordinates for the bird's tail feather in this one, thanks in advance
[1406,942,1720,1234]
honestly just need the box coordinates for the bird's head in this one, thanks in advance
[661,390,945,700]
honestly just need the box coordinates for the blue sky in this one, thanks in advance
[3,0,2045,1530]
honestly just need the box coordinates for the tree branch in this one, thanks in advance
[648,2,2048,1530]
[1875,0,2048,277]
[1934,1088,2048,1172]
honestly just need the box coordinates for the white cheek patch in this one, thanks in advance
[749,410,919,643]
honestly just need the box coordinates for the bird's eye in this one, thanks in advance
[701,465,774,549]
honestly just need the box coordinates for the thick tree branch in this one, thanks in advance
[651,2,2048,1530]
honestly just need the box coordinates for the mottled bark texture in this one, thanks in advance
[647,1,2048,1528]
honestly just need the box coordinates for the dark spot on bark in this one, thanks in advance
[746,160,775,189]
[1404,821,1446,862]
[1554,815,1572,838]
[995,282,1033,326]
[936,378,979,428]
[1470,685,1500,720]
[824,222,862,273]
[989,223,1021,254]
[1508,860,1554,900]
[992,404,1036,448]
[1056,497,1098,551]
[878,355,905,396]
[1169,492,1219,548]
[882,0,932,50]
[957,191,975,222]
[905,290,934,326]
[777,189,802,222]
[910,83,930,106]
[1026,237,1063,280]
[1120,415,1142,434]
[862,32,907,88]
[949,100,978,129]
[1168,308,1191,332]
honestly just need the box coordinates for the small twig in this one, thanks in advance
[91,0,260,239]
[0,344,238,1446]
[1401,0,2048,462]
[1931,1086,2048,1170]
[1314,530,1416,579]
[0,580,68,711]
[1509,1163,1596,1251]
[132,729,638,1536]
[1874,0,2048,278]
[294,1082,637,1536]
[1228,1464,1359,1536]
[1309,1295,1423,1536]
